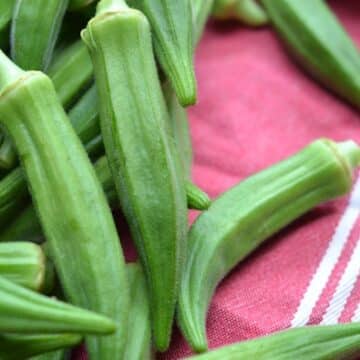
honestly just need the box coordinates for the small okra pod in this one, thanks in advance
[0,0,16,50]
[0,52,129,359]
[261,0,360,111]
[189,323,360,359]
[178,139,360,352]
[0,242,49,292]
[11,0,69,71]
[186,181,211,211]
[0,334,81,360]
[212,0,269,27]
[47,41,93,108]
[82,0,188,351]
[0,275,115,334]
[124,263,152,360]
[132,0,197,106]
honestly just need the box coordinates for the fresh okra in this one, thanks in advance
[178,139,360,352]
[213,0,269,26]
[82,0,188,351]
[0,334,80,360]
[131,0,197,107]
[261,0,360,110]
[47,40,93,108]
[0,0,15,50]
[0,275,115,334]
[0,52,129,359]
[124,263,152,360]
[186,181,211,211]
[189,323,360,359]
[11,0,69,71]
[0,242,49,292]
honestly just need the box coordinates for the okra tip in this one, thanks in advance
[336,140,360,171]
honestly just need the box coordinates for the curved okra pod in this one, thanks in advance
[178,139,360,352]
[186,181,211,211]
[124,263,152,360]
[0,242,49,292]
[0,52,129,359]
[0,0,15,50]
[82,0,188,351]
[0,275,115,334]
[132,0,197,106]
[0,334,80,360]
[261,0,360,110]
[47,41,93,108]
[212,0,269,27]
[11,0,69,71]
[189,323,360,359]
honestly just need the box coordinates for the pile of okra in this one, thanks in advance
[0,0,359,359]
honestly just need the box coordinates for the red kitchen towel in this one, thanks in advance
[75,0,360,359]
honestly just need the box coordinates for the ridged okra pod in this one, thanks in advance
[0,0,15,49]
[261,0,360,110]
[212,0,269,27]
[0,242,49,291]
[124,263,152,360]
[0,53,129,359]
[0,334,80,360]
[132,0,197,106]
[82,1,188,351]
[0,275,115,334]
[190,323,360,359]
[178,139,360,352]
[11,0,69,71]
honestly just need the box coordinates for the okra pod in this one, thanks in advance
[178,139,360,352]
[132,0,197,106]
[124,263,152,360]
[0,242,48,292]
[11,0,69,71]
[0,334,80,360]
[186,181,211,211]
[261,0,360,110]
[47,40,93,108]
[190,323,360,359]
[0,275,115,334]
[82,1,188,350]
[212,0,269,27]
[0,52,129,359]
[0,0,15,50]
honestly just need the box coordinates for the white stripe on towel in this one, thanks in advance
[290,176,360,328]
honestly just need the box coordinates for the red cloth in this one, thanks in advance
[76,0,360,358]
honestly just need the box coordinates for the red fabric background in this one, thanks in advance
[76,0,360,358]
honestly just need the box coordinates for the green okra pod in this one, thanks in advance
[82,1,188,351]
[124,263,152,360]
[261,0,360,110]
[178,139,360,352]
[132,0,197,106]
[0,334,80,360]
[0,0,15,50]
[0,52,129,359]
[186,181,211,211]
[0,242,49,292]
[47,40,93,108]
[212,0,269,27]
[189,323,360,359]
[0,275,115,334]
[11,0,69,71]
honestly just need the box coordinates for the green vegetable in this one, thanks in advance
[261,0,360,110]
[11,0,69,71]
[0,334,80,360]
[186,181,211,211]
[178,139,360,352]
[189,323,360,359]
[124,263,152,360]
[132,0,197,106]
[0,134,17,169]
[82,0,187,351]
[0,52,129,359]
[0,242,48,292]
[192,0,215,43]
[0,0,15,50]
[0,275,115,334]
[212,0,269,27]
[48,40,93,108]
